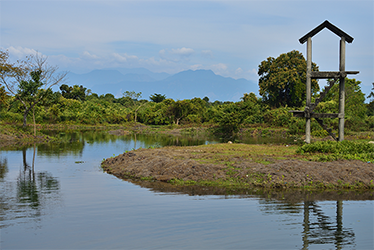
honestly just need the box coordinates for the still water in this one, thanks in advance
[1,131,373,249]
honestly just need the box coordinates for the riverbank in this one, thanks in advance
[102,143,374,190]
[0,123,126,149]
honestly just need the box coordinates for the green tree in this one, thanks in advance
[0,50,67,128]
[215,93,265,134]
[315,78,367,131]
[0,85,10,111]
[60,84,87,101]
[17,70,43,131]
[321,78,366,118]
[166,99,196,125]
[367,83,374,116]
[258,50,319,108]
[0,50,25,106]
[123,91,147,122]
[150,93,166,103]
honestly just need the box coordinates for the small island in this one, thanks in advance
[102,142,374,190]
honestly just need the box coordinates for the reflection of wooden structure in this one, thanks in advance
[290,21,359,143]
[302,200,355,249]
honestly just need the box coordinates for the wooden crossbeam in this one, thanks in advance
[289,111,341,119]
[311,71,359,79]
[289,111,304,117]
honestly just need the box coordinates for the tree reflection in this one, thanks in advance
[37,132,86,157]
[36,130,214,157]
[0,158,8,229]
[0,157,8,179]
[16,147,60,215]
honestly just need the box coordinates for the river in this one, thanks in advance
[0,131,373,249]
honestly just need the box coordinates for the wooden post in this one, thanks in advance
[338,37,346,141]
[306,37,312,143]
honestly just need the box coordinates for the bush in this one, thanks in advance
[0,111,23,123]
[298,140,374,154]
[263,107,293,127]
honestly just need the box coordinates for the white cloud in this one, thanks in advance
[201,50,213,59]
[190,64,203,70]
[112,53,139,63]
[158,47,194,62]
[82,51,99,60]
[211,63,228,75]
[235,67,243,75]
[159,49,166,59]
[248,68,257,75]
[6,46,38,59]
[170,47,194,56]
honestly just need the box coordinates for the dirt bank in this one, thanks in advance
[102,143,374,190]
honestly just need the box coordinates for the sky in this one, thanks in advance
[1,0,373,98]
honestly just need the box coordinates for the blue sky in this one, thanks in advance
[1,0,373,97]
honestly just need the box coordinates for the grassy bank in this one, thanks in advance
[102,141,374,191]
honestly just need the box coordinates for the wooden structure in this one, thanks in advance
[290,20,359,143]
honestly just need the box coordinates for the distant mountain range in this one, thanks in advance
[66,68,258,101]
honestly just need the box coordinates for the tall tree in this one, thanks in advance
[258,50,319,108]
[166,100,193,125]
[0,50,67,128]
[123,91,147,122]
[150,93,166,103]
[60,84,87,101]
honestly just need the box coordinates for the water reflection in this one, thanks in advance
[0,147,60,228]
[124,179,369,249]
[0,157,8,179]
[18,146,60,210]
[301,201,355,249]
[36,130,215,157]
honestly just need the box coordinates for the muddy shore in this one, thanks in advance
[102,144,374,190]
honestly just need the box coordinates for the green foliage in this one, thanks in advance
[122,91,148,122]
[315,78,368,131]
[214,93,265,135]
[258,50,319,108]
[263,107,293,127]
[0,85,10,111]
[297,140,374,162]
[1,51,67,127]
[367,83,374,117]
[165,98,206,125]
[150,93,166,103]
[60,84,87,101]
[17,70,43,101]
[138,100,173,125]
[124,91,142,101]
[297,140,374,154]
